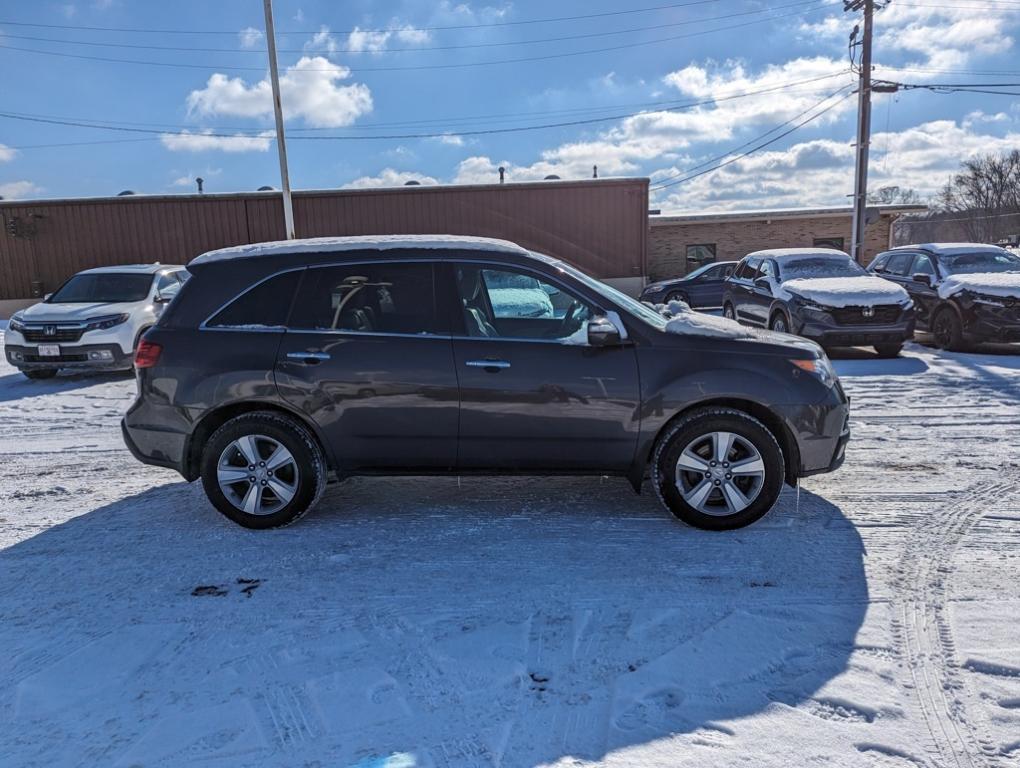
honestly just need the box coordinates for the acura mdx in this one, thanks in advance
[122,236,850,531]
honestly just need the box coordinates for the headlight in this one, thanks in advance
[791,356,837,388]
[643,284,666,294]
[900,297,914,309]
[83,313,130,332]
[9,313,26,333]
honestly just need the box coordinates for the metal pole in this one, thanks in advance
[263,0,295,240]
[850,0,874,263]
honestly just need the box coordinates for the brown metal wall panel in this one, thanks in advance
[0,179,648,299]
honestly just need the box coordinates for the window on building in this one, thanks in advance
[289,262,437,335]
[813,237,846,251]
[685,244,717,270]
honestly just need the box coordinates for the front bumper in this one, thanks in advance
[794,311,915,348]
[963,303,1020,343]
[5,343,133,370]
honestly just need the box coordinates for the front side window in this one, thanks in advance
[289,262,437,335]
[940,250,1020,275]
[207,271,301,328]
[48,272,153,304]
[455,265,594,341]
[758,260,776,280]
[913,254,936,276]
[686,244,716,268]
[155,272,182,299]
[736,257,761,280]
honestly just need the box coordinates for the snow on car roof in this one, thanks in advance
[79,263,182,274]
[745,247,850,261]
[893,243,1010,255]
[190,235,529,267]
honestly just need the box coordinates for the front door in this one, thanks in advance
[446,263,641,471]
[276,260,459,472]
[906,252,940,329]
[732,257,762,323]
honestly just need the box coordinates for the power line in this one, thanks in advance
[1,74,855,149]
[0,1,726,36]
[651,92,856,191]
[0,3,831,74]
[650,85,855,187]
[899,210,1020,225]
[0,1,826,56]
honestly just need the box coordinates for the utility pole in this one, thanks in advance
[847,0,875,263]
[263,0,296,239]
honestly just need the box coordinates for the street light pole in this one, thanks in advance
[263,0,295,240]
[848,0,875,263]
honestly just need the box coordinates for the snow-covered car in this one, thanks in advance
[722,248,915,357]
[5,264,187,379]
[868,243,1020,350]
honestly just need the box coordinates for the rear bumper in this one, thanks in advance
[121,407,189,477]
[5,343,133,370]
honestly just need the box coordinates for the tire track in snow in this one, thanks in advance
[891,476,1018,768]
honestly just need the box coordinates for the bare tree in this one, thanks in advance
[936,150,1020,242]
[868,185,924,205]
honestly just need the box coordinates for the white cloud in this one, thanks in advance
[305,26,341,54]
[160,130,274,153]
[186,57,373,128]
[0,144,16,163]
[652,119,1020,212]
[343,22,431,53]
[0,180,41,199]
[238,27,264,49]
[434,134,465,146]
[344,168,439,188]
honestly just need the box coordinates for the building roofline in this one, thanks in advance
[649,204,928,226]
[0,177,649,208]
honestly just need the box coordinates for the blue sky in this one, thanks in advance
[1,0,1018,212]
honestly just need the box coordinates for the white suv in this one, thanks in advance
[5,263,186,379]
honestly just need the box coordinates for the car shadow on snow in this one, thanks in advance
[826,346,930,377]
[0,476,867,766]
[0,368,133,403]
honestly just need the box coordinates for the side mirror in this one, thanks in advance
[153,294,171,305]
[911,273,933,287]
[587,316,621,346]
[753,277,773,294]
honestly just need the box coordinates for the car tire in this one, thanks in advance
[931,306,965,351]
[769,311,791,334]
[874,342,903,358]
[201,411,327,529]
[23,369,58,380]
[666,291,690,307]
[652,407,785,531]
[722,303,736,320]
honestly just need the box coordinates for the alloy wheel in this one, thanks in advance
[216,434,299,516]
[674,431,766,516]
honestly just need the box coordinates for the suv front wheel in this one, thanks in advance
[653,408,785,530]
[201,411,327,529]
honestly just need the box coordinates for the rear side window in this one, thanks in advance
[288,262,437,335]
[206,271,301,328]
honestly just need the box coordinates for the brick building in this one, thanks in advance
[648,204,926,280]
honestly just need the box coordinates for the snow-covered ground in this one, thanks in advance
[1,332,1018,768]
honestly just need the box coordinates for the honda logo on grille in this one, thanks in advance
[862,307,874,318]
[44,325,57,336]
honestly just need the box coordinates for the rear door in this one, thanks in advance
[688,263,729,307]
[276,259,460,472]
[445,262,641,471]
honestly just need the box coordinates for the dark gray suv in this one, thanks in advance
[123,236,850,531]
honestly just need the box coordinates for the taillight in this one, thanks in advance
[134,339,163,369]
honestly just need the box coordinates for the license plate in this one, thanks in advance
[37,344,60,357]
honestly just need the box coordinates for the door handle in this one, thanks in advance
[286,351,331,364]
[466,359,511,370]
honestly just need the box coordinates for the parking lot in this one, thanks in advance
[1,331,1019,768]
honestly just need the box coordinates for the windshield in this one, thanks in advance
[48,273,154,304]
[941,250,1020,275]
[552,259,668,330]
[779,255,866,282]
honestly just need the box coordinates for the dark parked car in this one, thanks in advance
[868,243,1020,350]
[123,236,850,531]
[722,248,915,357]
[639,261,737,308]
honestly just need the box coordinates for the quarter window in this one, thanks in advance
[207,271,301,328]
[455,265,593,342]
[289,262,437,335]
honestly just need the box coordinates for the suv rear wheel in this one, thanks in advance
[652,408,785,530]
[201,411,327,529]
